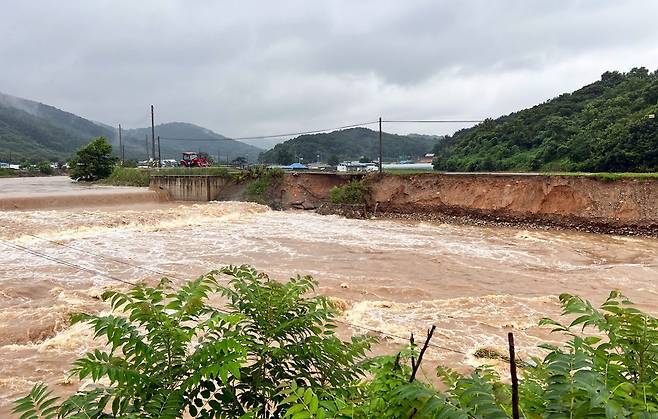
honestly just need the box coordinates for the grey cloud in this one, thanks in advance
[1,0,657,140]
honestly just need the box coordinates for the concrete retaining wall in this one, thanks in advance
[150,175,230,201]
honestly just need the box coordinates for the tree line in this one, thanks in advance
[433,68,658,172]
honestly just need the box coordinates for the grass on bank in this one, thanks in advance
[545,171,658,181]
[150,166,240,177]
[386,168,658,180]
[0,168,15,177]
[98,167,150,187]
[384,168,434,175]
[99,166,282,188]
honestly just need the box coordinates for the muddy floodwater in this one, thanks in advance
[1,178,658,414]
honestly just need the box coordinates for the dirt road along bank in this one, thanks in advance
[273,173,658,235]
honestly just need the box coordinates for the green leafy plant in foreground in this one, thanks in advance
[14,267,658,418]
[14,266,371,418]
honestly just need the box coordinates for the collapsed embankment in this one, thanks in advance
[273,173,658,235]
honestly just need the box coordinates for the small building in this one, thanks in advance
[419,153,435,163]
[337,161,378,172]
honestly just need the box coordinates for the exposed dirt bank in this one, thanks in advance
[275,173,658,235]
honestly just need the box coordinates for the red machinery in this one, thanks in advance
[180,152,211,168]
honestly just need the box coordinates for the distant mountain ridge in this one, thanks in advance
[0,92,114,161]
[260,127,440,164]
[0,92,262,163]
[120,122,263,163]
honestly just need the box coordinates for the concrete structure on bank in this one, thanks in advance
[149,175,231,201]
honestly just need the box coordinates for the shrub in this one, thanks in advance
[242,166,284,202]
[68,137,117,181]
[37,162,54,175]
[330,180,369,205]
[14,270,658,418]
[14,266,371,418]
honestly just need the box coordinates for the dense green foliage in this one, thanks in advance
[434,68,658,172]
[260,128,437,164]
[100,167,151,187]
[14,266,372,418]
[0,92,113,162]
[329,180,370,205]
[0,168,15,177]
[14,266,658,418]
[68,137,117,181]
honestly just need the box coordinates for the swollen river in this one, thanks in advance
[1,182,658,413]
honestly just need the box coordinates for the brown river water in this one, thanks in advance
[1,177,658,414]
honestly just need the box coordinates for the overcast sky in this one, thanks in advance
[2,0,658,143]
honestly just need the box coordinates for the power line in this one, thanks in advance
[157,119,484,143]
[159,120,379,142]
[0,240,136,286]
[382,119,484,123]
[21,232,179,280]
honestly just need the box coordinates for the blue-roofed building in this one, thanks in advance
[286,162,308,170]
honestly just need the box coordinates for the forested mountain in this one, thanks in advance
[433,67,658,172]
[0,92,113,162]
[120,122,263,163]
[0,92,263,163]
[260,127,438,164]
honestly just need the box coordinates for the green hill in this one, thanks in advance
[0,93,263,163]
[432,67,658,172]
[0,92,113,162]
[260,127,439,164]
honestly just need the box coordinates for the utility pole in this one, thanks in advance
[150,105,156,163]
[157,136,162,168]
[118,124,123,165]
[378,117,383,174]
[508,333,520,419]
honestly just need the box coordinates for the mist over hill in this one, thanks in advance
[0,92,114,162]
[0,93,262,163]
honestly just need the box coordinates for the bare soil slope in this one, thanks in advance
[277,173,658,234]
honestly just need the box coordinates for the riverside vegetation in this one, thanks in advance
[329,180,369,205]
[14,265,658,418]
